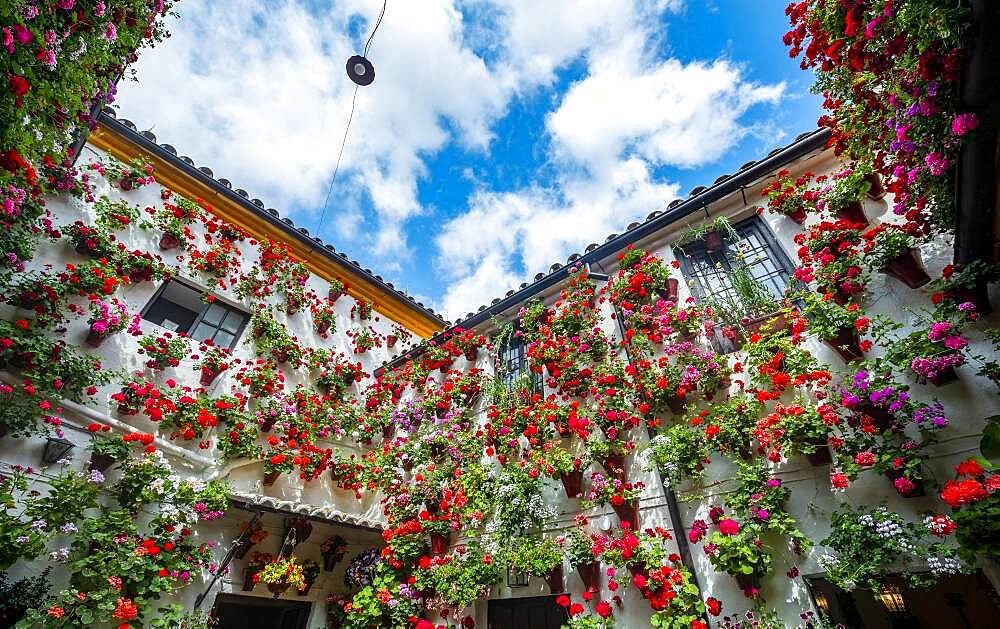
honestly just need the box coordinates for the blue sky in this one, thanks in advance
[117,1,821,320]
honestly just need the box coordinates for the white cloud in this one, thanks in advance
[115,0,783,321]
[435,16,785,320]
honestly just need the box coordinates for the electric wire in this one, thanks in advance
[314,0,387,236]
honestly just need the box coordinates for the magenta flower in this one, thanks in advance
[718,518,740,536]
[951,113,979,137]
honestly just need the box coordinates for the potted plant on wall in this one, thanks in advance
[233,520,269,559]
[87,431,130,473]
[321,535,349,571]
[244,551,273,591]
[193,342,231,386]
[297,559,321,596]
[510,537,565,594]
[262,448,294,486]
[328,277,346,302]
[861,224,930,288]
[562,519,602,593]
[645,423,711,486]
[800,291,870,362]
[822,167,872,226]
[534,443,591,499]
[311,303,337,336]
[760,169,819,225]
[138,332,190,370]
[258,556,306,598]
[697,513,773,596]
[677,216,740,254]
[85,296,139,347]
[581,472,645,529]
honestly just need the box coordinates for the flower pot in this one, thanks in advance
[199,366,224,387]
[260,417,277,432]
[805,444,832,466]
[703,230,724,253]
[787,207,808,225]
[883,249,930,288]
[88,453,116,473]
[285,519,313,547]
[743,311,789,338]
[602,455,626,482]
[545,564,565,594]
[560,470,583,499]
[158,233,181,250]
[342,372,357,387]
[286,299,302,315]
[464,347,478,362]
[386,334,398,348]
[886,469,926,497]
[835,201,868,226]
[945,284,992,316]
[297,582,313,597]
[438,364,449,374]
[429,533,450,555]
[576,562,600,593]
[316,320,331,335]
[117,403,140,416]
[924,366,958,387]
[857,404,896,432]
[612,500,638,529]
[267,582,290,598]
[864,172,886,200]
[824,326,863,362]
[75,242,97,257]
[628,563,649,582]
[242,568,256,592]
[263,471,280,486]
[666,393,686,414]
[382,424,394,440]
[274,351,290,365]
[656,278,680,302]
[233,539,253,560]
[86,329,110,348]
[734,572,760,593]
[128,268,153,283]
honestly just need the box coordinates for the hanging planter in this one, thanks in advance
[315,320,331,335]
[429,533,450,555]
[386,334,398,348]
[734,572,761,592]
[199,366,225,387]
[921,365,959,387]
[656,278,680,302]
[85,329,111,348]
[560,470,583,499]
[824,326,863,362]
[612,500,638,529]
[882,249,930,288]
[263,470,280,486]
[545,564,565,594]
[703,229,724,253]
[464,347,478,362]
[742,311,790,338]
[382,424,394,440]
[286,298,303,316]
[329,288,342,302]
[296,581,314,597]
[283,518,314,549]
[601,455,626,482]
[805,444,832,466]
[576,562,600,592]
[787,207,808,225]
[886,469,926,497]
[864,172,886,200]
[856,403,896,432]
[267,582,290,598]
[88,453,116,473]
[159,233,181,250]
[945,283,992,316]
[835,201,869,226]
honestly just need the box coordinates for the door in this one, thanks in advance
[213,593,312,629]
[488,595,567,629]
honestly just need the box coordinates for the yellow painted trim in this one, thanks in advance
[87,123,443,339]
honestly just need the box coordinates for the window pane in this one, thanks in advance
[202,303,226,325]
[190,321,219,343]
[220,310,245,333]
[214,330,235,348]
[142,281,201,333]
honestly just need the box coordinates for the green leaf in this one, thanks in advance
[980,415,1000,462]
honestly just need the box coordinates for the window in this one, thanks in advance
[675,216,795,303]
[498,334,543,393]
[141,279,248,349]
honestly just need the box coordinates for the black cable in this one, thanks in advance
[315,0,386,236]
[364,0,387,57]
[315,84,359,234]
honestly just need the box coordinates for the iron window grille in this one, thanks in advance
[497,333,543,394]
[674,216,795,352]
